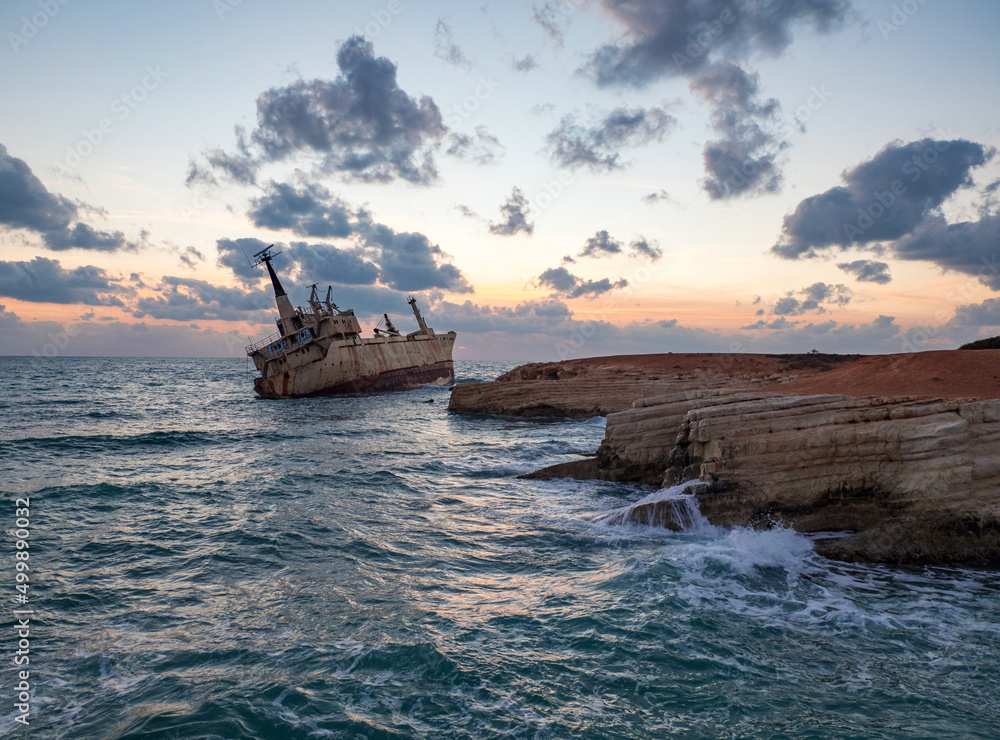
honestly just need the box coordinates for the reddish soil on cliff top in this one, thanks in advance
[771,349,1000,399]
[503,350,1000,400]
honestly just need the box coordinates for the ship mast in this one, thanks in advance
[252,245,297,330]
[408,295,430,335]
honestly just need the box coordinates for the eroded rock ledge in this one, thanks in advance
[452,351,1000,565]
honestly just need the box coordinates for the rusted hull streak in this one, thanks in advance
[255,359,454,399]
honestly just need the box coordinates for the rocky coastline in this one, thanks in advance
[450,351,1000,565]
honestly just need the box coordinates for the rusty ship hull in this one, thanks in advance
[252,332,456,399]
[246,246,457,400]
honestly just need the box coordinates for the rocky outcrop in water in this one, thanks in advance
[530,390,1000,565]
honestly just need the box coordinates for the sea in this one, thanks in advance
[1,356,999,739]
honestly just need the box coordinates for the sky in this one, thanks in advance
[1,0,999,360]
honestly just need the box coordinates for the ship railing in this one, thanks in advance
[246,330,282,354]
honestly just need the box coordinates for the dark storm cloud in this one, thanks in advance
[240,180,472,293]
[244,182,472,293]
[536,265,628,300]
[0,143,77,233]
[690,63,786,200]
[579,230,623,258]
[545,105,677,171]
[0,143,135,252]
[358,222,472,293]
[284,241,380,286]
[628,236,663,261]
[248,180,356,238]
[889,213,1000,289]
[581,0,852,88]
[218,230,469,295]
[194,36,447,186]
[434,18,471,67]
[445,126,505,165]
[837,259,892,284]
[772,138,992,258]
[771,282,852,315]
[488,187,534,236]
[0,257,132,306]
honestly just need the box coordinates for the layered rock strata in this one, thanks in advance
[454,351,1000,564]
[529,390,1000,564]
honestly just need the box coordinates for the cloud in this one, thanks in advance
[445,126,505,165]
[433,297,574,335]
[545,105,677,171]
[0,257,133,306]
[741,316,799,330]
[284,241,380,286]
[628,236,663,261]
[581,0,852,88]
[532,2,567,47]
[488,187,534,236]
[194,36,447,185]
[773,137,992,258]
[837,259,892,284]
[690,63,786,200]
[890,212,1000,289]
[215,237,273,285]
[770,282,852,316]
[642,189,670,204]
[536,265,629,299]
[354,223,473,293]
[0,143,135,252]
[242,180,472,293]
[579,230,623,258]
[739,314,901,354]
[0,313,263,358]
[185,138,257,188]
[535,266,577,293]
[512,55,538,73]
[434,18,471,67]
[248,180,356,238]
[948,298,1000,330]
[133,276,273,323]
[178,246,206,270]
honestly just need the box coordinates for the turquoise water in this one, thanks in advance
[1,357,998,739]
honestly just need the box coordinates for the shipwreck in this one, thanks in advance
[246,245,456,398]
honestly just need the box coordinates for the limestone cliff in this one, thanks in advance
[532,390,1000,564]
[453,351,1000,565]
